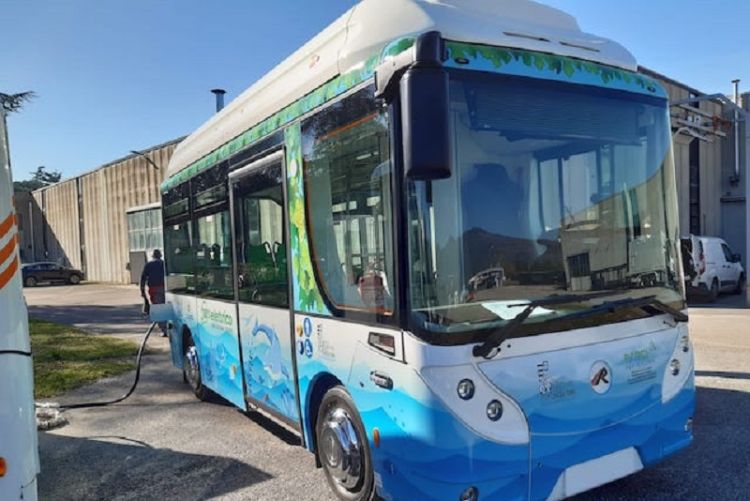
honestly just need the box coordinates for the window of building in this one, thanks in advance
[126,208,163,253]
[233,161,288,308]
[302,87,394,317]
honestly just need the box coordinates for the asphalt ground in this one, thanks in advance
[25,284,750,500]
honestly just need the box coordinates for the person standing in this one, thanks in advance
[140,249,166,336]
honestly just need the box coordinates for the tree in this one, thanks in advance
[1,91,60,193]
[13,166,61,192]
[0,91,36,113]
[30,165,61,184]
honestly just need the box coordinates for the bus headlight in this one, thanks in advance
[421,365,529,444]
[661,324,694,403]
[669,359,681,376]
[486,400,503,421]
[457,379,475,400]
[680,335,690,353]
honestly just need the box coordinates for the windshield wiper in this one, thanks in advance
[471,290,622,359]
[563,295,688,324]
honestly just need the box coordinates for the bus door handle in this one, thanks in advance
[370,371,393,390]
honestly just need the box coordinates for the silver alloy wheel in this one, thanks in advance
[184,345,200,391]
[319,406,364,493]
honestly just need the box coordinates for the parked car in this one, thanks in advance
[21,262,84,287]
[681,235,745,301]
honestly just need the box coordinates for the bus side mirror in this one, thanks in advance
[400,32,452,180]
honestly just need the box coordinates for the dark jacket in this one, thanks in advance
[140,259,165,291]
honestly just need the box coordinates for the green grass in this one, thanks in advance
[30,319,138,398]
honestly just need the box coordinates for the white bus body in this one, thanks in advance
[159,2,694,499]
[0,109,39,500]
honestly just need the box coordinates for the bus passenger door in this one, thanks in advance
[230,151,300,425]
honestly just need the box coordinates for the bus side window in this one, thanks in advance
[163,183,195,294]
[193,210,233,299]
[191,167,232,300]
[301,86,395,318]
[234,162,288,308]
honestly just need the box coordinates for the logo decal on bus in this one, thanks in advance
[537,361,552,395]
[589,361,612,394]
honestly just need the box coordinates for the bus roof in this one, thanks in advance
[164,0,637,185]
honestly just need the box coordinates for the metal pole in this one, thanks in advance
[0,109,10,176]
[733,80,741,184]
[28,200,34,261]
[745,104,750,306]
[130,150,160,170]
[211,89,226,112]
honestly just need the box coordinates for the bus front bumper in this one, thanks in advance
[361,378,694,501]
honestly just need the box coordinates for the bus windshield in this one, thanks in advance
[407,70,683,336]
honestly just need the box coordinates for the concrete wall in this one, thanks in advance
[39,180,81,269]
[13,191,45,263]
[18,139,179,283]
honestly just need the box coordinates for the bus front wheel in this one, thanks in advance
[316,387,374,501]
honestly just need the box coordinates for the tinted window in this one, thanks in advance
[302,88,394,317]
[233,161,288,307]
[164,220,194,293]
[194,210,233,300]
[163,183,194,294]
[163,198,188,219]
[193,163,229,210]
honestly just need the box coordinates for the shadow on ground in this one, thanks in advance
[39,433,273,501]
[573,385,750,500]
[687,292,748,310]
[28,304,149,335]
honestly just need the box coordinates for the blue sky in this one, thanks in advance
[3,0,748,180]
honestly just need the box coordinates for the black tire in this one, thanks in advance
[25,276,37,287]
[734,274,746,295]
[316,386,374,501]
[709,278,719,303]
[183,336,211,401]
[68,274,81,285]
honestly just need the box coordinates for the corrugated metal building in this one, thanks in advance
[641,68,728,240]
[13,72,746,285]
[15,138,181,283]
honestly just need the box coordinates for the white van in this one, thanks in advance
[681,235,745,301]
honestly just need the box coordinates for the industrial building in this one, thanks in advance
[15,138,181,283]
[13,72,749,292]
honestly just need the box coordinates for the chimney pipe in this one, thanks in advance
[211,89,226,113]
[732,79,741,184]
